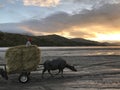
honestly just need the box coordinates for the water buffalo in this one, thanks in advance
[42,58,77,78]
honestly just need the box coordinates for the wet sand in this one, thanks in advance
[0,50,120,89]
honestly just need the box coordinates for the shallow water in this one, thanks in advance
[39,46,120,58]
[1,46,120,56]
[0,46,120,64]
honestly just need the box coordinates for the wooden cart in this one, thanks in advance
[3,45,41,83]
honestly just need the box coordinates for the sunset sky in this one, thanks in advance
[0,0,120,42]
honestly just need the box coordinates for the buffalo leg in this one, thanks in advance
[55,69,61,75]
[48,70,54,77]
[60,69,64,77]
[41,69,46,78]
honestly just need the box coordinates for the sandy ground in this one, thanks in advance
[0,51,120,90]
[0,66,120,90]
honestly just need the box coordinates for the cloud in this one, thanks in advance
[0,4,4,8]
[23,0,60,7]
[0,2,120,40]
[72,0,120,10]
[0,23,33,35]
[20,3,120,36]
[73,0,120,4]
[22,12,70,32]
[7,0,16,4]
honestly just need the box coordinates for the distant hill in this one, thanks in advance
[71,38,109,46]
[0,32,109,47]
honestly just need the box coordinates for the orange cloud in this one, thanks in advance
[20,26,42,35]
[87,26,120,41]
[92,33,120,41]
[68,25,120,41]
[23,0,60,7]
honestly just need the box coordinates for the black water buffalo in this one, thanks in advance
[42,58,77,78]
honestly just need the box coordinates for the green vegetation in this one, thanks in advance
[0,32,108,47]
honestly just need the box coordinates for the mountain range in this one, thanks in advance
[0,31,111,47]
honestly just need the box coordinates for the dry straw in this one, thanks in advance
[5,45,41,74]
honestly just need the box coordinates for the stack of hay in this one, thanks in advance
[5,45,41,74]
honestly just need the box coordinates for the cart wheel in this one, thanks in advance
[27,72,31,76]
[19,74,29,83]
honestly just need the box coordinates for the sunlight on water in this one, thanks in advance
[87,51,117,56]
[40,46,120,56]
[107,52,115,55]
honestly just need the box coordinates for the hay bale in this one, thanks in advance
[5,45,41,74]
